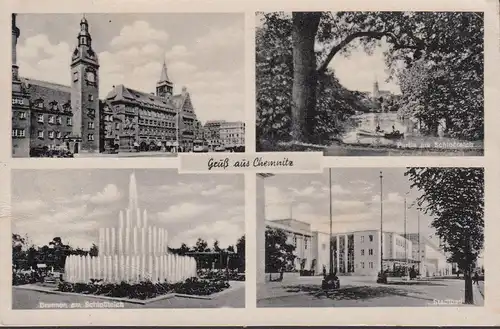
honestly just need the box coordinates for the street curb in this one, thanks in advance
[14,281,244,304]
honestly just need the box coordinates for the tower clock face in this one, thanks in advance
[86,71,95,83]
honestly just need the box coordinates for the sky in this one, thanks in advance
[11,170,244,250]
[264,168,440,245]
[255,12,401,94]
[16,13,245,123]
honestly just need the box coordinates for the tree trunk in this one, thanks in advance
[291,12,321,143]
[464,268,474,304]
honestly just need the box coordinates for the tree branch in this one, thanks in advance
[317,30,424,74]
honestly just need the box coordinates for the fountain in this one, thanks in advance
[64,172,197,284]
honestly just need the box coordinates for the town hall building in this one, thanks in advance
[11,14,198,157]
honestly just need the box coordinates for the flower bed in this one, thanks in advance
[12,272,38,286]
[57,277,230,300]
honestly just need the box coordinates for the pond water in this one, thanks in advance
[341,112,483,150]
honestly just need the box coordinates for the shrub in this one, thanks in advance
[55,277,230,299]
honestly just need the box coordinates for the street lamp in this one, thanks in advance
[176,107,180,153]
[404,191,410,277]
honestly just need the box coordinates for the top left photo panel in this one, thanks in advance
[11,13,245,158]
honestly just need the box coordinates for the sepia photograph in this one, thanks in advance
[11,13,245,158]
[256,12,484,156]
[256,168,484,307]
[11,169,245,309]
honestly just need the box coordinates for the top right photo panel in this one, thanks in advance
[255,12,484,156]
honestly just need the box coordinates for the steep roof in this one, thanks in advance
[21,77,71,109]
[105,84,176,111]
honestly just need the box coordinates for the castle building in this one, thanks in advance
[11,14,199,157]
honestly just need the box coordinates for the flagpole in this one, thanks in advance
[380,171,383,275]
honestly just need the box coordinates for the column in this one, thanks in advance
[159,255,165,282]
[125,255,130,282]
[136,208,141,228]
[143,209,148,229]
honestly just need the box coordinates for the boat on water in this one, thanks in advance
[356,129,404,140]
[357,129,385,138]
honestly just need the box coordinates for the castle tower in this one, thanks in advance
[12,14,20,81]
[156,60,173,98]
[70,15,100,153]
[373,78,380,100]
[11,13,31,158]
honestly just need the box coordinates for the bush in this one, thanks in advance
[12,272,37,286]
[56,277,230,299]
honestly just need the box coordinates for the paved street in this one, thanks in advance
[257,276,482,308]
[13,282,245,309]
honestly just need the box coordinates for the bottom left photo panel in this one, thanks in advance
[10,169,245,309]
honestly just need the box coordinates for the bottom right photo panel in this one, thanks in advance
[256,167,484,308]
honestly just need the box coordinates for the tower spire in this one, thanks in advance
[159,60,170,82]
[129,172,139,210]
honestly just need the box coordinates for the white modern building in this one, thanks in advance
[265,218,451,277]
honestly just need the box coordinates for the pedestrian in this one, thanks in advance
[322,265,327,277]
[473,272,480,285]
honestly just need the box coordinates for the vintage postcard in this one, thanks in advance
[1,0,499,327]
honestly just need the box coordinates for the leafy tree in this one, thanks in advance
[213,240,221,252]
[405,167,484,304]
[195,238,209,252]
[265,227,296,280]
[89,243,99,257]
[236,235,245,272]
[257,11,483,144]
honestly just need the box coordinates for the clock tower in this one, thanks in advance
[70,16,100,153]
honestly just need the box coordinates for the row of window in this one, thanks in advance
[360,262,374,269]
[139,128,176,136]
[34,130,95,141]
[396,239,408,247]
[12,129,26,137]
[36,114,72,125]
[139,109,176,120]
[139,119,176,128]
[360,235,374,243]
[360,249,374,256]
[220,133,242,138]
